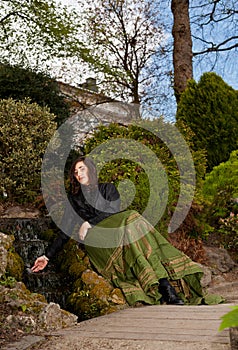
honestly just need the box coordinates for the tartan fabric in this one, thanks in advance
[85,210,223,305]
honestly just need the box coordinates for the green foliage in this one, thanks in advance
[218,213,238,250]
[200,150,238,247]
[202,150,238,220]
[176,72,238,172]
[82,119,206,235]
[0,0,86,66]
[0,276,17,288]
[0,98,57,203]
[219,306,238,330]
[0,64,70,125]
[20,304,27,313]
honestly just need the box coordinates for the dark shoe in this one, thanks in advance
[159,279,184,305]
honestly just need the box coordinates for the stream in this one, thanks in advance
[0,217,72,310]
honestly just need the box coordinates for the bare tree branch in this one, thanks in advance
[193,35,238,55]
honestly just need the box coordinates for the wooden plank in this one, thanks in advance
[81,305,232,322]
[105,304,234,316]
[77,325,225,337]
[78,319,222,331]
[93,313,225,321]
[51,304,233,346]
[79,319,221,330]
[58,328,229,344]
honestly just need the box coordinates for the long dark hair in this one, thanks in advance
[69,156,98,194]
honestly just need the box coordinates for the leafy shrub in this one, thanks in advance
[0,98,57,203]
[200,150,238,249]
[202,150,238,220]
[219,305,238,330]
[176,72,238,172]
[81,118,206,236]
[0,64,70,126]
[219,213,238,251]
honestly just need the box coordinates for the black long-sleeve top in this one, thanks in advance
[46,183,120,259]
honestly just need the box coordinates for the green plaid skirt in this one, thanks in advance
[85,210,223,305]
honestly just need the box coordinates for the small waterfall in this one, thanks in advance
[0,218,72,310]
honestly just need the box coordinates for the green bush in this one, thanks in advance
[200,150,238,248]
[219,305,238,331]
[0,98,57,203]
[176,72,238,172]
[0,64,70,126]
[81,119,206,236]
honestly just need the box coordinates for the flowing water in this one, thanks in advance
[0,218,72,309]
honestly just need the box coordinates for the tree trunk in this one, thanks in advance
[171,0,193,102]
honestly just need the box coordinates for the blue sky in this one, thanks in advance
[54,0,237,121]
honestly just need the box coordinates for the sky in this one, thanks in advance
[50,0,237,122]
[55,0,237,91]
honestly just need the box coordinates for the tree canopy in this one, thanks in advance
[0,64,70,125]
[75,0,168,111]
[0,0,88,68]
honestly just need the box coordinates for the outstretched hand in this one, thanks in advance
[31,256,49,272]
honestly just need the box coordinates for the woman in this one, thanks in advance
[31,156,217,306]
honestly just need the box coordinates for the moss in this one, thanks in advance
[83,256,90,266]
[90,283,111,303]
[57,240,88,272]
[53,238,127,321]
[6,251,24,281]
[110,288,126,305]
[38,229,58,242]
[1,281,47,307]
[68,262,87,279]
[72,278,83,292]
[67,290,104,320]
[75,247,86,260]
[103,305,121,314]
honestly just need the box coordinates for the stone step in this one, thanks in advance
[208,281,238,303]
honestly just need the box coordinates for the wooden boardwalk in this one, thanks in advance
[48,303,235,350]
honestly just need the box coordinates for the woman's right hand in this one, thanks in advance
[31,255,49,272]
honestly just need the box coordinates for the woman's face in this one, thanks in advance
[74,161,90,185]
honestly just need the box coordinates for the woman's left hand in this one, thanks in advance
[79,221,92,241]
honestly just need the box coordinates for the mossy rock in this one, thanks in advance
[69,261,87,279]
[6,251,24,281]
[72,278,83,292]
[82,270,113,302]
[55,238,127,320]
[66,269,127,321]
[110,288,126,305]
[67,290,106,320]
[57,240,88,272]
[0,233,14,250]
[0,281,46,305]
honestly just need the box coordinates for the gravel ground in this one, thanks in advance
[3,335,230,350]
